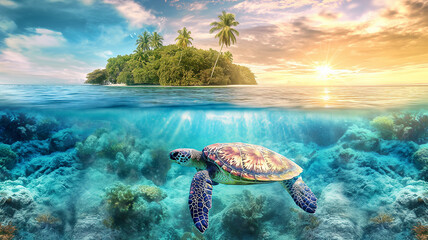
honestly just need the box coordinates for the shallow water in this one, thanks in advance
[0,85,427,240]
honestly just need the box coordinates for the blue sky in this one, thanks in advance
[0,0,427,85]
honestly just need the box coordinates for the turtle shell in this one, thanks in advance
[203,143,303,181]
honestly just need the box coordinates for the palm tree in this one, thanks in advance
[150,32,164,49]
[175,27,194,64]
[224,51,233,63]
[209,11,239,78]
[136,31,151,52]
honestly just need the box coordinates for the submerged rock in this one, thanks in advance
[0,180,37,233]
[71,215,118,240]
[50,128,79,152]
[11,140,50,159]
[380,140,419,160]
[307,183,363,240]
[339,126,380,152]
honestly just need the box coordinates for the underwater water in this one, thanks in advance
[0,85,427,240]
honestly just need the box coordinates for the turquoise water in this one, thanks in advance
[0,85,427,240]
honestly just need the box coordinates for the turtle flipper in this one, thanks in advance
[189,170,213,233]
[281,176,317,213]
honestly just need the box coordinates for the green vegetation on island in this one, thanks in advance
[85,11,256,86]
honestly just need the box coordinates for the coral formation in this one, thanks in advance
[221,190,266,236]
[35,214,61,229]
[0,222,16,240]
[139,185,167,203]
[371,113,428,143]
[371,116,395,140]
[0,144,18,170]
[413,222,428,240]
[0,112,37,144]
[105,184,138,214]
[413,147,428,169]
[370,213,394,225]
[141,148,171,186]
[103,183,167,238]
[393,113,428,143]
[339,126,380,152]
[75,135,99,165]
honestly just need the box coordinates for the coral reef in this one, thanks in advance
[141,148,171,186]
[0,112,37,144]
[75,135,99,165]
[0,222,16,240]
[393,113,428,143]
[104,183,167,237]
[35,214,61,228]
[371,116,395,140]
[11,140,50,159]
[370,213,394,225]
[139,185,167,203]
[221,190,266,236]
[413,222,428,240]
[105,184,138,214]
[371,113,428,143]
[0,110,427,240]
[0,144,17,172]
[413,147,428,169]
[339,125,380,152]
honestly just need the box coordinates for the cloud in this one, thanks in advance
[103,0,161,28]
[0,0,18,7]
[0,17,16,33]
[96,50,113,58]
[80,0,95,5]
[5,28,66,50]
[0,28,93,83]
[231,0,344,14]
[187,2,208,11]
[223,0,428,84]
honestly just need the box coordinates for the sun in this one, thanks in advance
[315,65,334,78]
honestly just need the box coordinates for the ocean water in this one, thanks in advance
[0,85,427,240]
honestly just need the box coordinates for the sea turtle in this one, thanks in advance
[169,142,317,233]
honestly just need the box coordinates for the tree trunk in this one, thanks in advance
[178,52,183,65]
[210,44,224,79]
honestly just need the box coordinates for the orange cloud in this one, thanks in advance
[225,0,428,85]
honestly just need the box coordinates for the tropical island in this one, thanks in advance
[85,11,257,86]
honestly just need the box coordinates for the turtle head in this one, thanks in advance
[169,148,205,168]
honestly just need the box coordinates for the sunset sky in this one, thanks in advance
[0,0,427,85]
